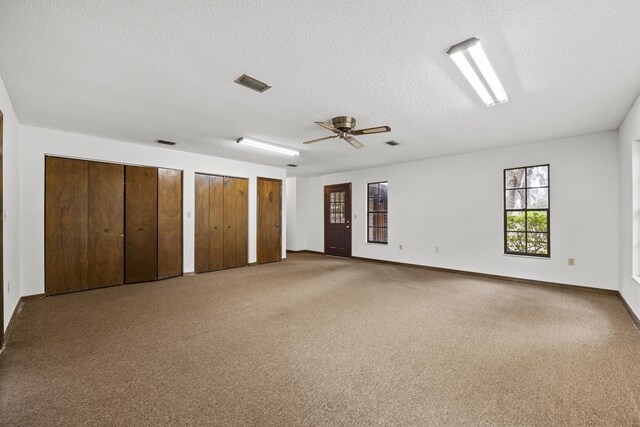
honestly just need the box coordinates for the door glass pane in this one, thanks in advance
[527,188,548,209]
[330,191,346,224]
[505,189,526,209]
[506,211,525,231]
[505,168,525,189]
[527,166,549,187]
[527,211,548,232]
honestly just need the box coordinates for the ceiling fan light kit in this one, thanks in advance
[236,137,300,156]
[303,116,391,149]
[447,37,508,106]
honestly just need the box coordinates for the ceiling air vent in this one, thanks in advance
[234,74,272,93]
[156,139,177,146]
[386,140,400,146]
[286,164,298,167]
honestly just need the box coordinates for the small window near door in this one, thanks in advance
[368,182,388,244]
[504,165,550,257]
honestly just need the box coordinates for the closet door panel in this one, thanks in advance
[237,178,249,266]
[158,168,183,279]
[209,175,224,271]
[45,157,89,294]
[223,177,248,269]
[194,174,210,273]
[87,162,125,288]
[125,165,158,283]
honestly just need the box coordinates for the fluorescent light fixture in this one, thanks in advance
[447,38,508,106]
[236,137,300,156]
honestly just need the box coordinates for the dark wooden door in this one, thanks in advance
[158,168,183,279]
[125,165,158,283]
[209,175,224,271]
[223,177,248,269]
[87,162,124,289]
[45,157,89,294]
[257,178,282,264]
[324,183,352,257]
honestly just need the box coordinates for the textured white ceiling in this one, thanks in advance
[1,0,639,177]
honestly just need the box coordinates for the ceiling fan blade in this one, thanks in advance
[315,121,341,134]
[303,135,339,144]
[344,135,364,149]
[352,125,391,136]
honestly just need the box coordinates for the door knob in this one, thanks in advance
[346,225,350,229]
[275,224,280,227]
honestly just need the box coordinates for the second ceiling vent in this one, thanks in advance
[234,74,272,93]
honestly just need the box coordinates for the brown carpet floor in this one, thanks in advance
[1,253,639,426]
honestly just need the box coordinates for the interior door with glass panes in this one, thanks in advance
[324,183,352,257]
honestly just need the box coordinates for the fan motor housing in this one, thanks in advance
[331,116,356,132]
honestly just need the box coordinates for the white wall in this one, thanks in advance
[286,177,297,250]
[299,131,619,290]
[0,75,21,333]
[19,125,287,297]
[619,92,640,319]
[296,177,308,251]
[285,177,308,252]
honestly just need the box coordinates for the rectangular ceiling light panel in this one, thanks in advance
[447,38,508,106]
[237,137,300,156]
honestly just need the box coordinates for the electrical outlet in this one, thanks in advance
[435,246,440,253]
[399,244,403,250]
[568,258,576,266]
[7,281,10,293]
[354,214,357,220]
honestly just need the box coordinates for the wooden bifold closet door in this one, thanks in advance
[194,174,211,273]
[157,168,183,280]
[194,174,247,273]
[223,177,248,269]
[46,157,89,294]
[88,162,125,288]
[45,157,125,294]
[125,165,158,284]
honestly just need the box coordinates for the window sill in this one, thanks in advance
[503,254,551,260]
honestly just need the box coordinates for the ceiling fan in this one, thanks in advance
[303,116,391,149]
